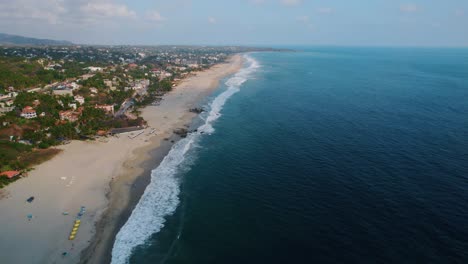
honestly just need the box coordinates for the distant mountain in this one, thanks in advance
[0,33,73,46]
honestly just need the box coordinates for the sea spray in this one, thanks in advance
[111,55,259,264]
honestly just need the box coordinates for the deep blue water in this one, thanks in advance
[123,48,468,263]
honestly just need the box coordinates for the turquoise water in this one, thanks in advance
[113,48,468,263]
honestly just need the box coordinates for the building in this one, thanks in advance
[0,92,18,101]
[69,103,77,110]
[74,95,85,105]
[59,110,80,122]
[95,104,115,115]
[81,74,95,80]
[85,66,103,72]
[0,99,14,115]
[52,82,78,96]
[103,79,117,91]
[20,106,37,119]
[69,82,80,90]
[0,171,21,179]
[53,89,73,96]
[27,88,42,93]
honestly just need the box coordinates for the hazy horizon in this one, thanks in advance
[0,0,467,47]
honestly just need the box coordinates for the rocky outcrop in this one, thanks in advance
[189,107,204,114]
[173,128,188,138]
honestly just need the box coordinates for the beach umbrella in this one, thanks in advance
[72,228,78,231]
[69,236,75,240]
[71,231,77,235]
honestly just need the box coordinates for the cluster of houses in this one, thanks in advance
[13,90,111,123]
[59,107,83,123]
[51,81,80,96]
[94,104,115,115]
[0,89,17,115]
[19,102,114,122]
[151,68,173,80]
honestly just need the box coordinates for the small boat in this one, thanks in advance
[26,197,34,203]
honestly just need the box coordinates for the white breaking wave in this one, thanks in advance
[111,54,259,264]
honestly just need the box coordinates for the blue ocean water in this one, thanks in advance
[113,48,468,264]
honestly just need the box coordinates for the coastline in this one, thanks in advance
[0,54,244,264]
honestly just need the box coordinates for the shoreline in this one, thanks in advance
[0,54,244,264]
[79,134,177,264]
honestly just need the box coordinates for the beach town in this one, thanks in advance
[2,1,468,263]
[0,45,266,186]
[0,46,250,263]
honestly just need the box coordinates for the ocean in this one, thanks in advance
[112,47,468,264]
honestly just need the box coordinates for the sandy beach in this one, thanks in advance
[0,54,243,264]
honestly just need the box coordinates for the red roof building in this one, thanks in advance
[20,106,37,119]
[0,171,21,179]
[95,104,115,115]
[59,110,80,122]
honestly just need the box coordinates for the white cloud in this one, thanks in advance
[280,0,301,6]
[400,4,420,13]
[0,0,66,24]
[208,17,217,24]
[146,10,165,22]
[296,15,314,31]
[317,7,333,14]
[296,16,309,23]
[455,9,465,17]
[80,1,136,18]
[0,0,137,25]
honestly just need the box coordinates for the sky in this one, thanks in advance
[0,0,467,46]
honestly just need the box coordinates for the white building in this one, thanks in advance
[85,66,103,72]
[20,106,37,119]
[0,92,18,101]
[74,95,85,105]
[53,89,73,96]
[0,99,15,115]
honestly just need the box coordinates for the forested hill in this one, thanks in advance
[0,33,73,46]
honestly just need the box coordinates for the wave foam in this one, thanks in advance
[111,54,259,264]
